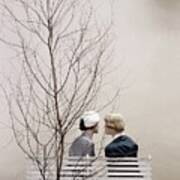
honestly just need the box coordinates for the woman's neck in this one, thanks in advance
[83,130,94,139]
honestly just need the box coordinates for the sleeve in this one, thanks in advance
[88,143,95,156]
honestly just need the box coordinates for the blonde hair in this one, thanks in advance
[104,113,125,132]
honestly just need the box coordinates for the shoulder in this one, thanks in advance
[114,135,137,143]
[108,135,138,148]
[73,134,94,147]
[122,135,138,146]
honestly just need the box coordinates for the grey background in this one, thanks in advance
[1,0,180,179]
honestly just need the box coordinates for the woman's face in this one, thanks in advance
[93,123,99,133]
[104,121,115,135]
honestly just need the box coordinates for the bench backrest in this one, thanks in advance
[26,157,152,180]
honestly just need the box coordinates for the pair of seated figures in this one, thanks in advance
[69,111,138,158]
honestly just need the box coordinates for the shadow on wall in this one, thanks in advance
[154,0,180,9]
[149,0,180,31]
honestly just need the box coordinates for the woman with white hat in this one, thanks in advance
[69,111,100,157]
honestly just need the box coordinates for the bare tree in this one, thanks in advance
[0,0,119,179]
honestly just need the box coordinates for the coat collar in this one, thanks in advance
[112,132,125,141]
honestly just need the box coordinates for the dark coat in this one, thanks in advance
[105,135,138,158]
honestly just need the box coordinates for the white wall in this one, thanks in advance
[1,0,180,179]
[112,1,180,180]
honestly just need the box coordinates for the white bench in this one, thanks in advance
[26,157,152,180]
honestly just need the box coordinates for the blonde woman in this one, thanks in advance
[104,113,138,157]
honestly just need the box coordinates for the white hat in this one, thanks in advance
[81,111,100,128]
